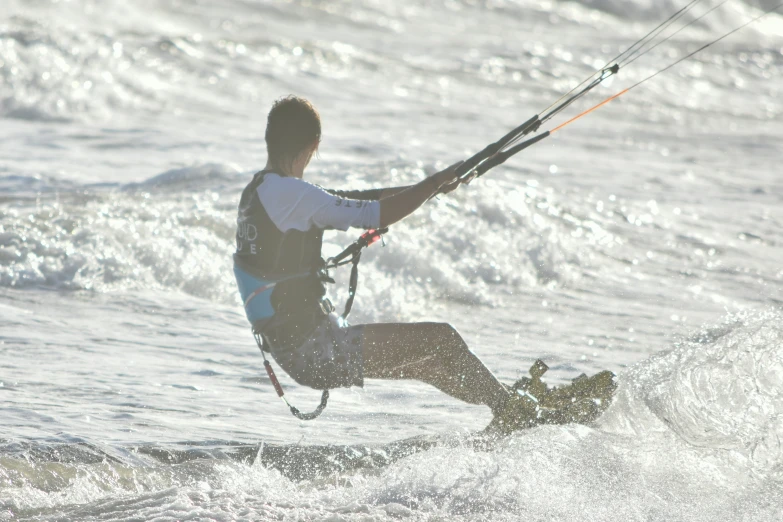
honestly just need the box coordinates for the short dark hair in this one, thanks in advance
[265,96,321,170]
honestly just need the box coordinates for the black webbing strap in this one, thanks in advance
[341,251,361,320]
[326,227,388,320]
[252,228,385,421]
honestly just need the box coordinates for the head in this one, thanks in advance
[265,95,321,178]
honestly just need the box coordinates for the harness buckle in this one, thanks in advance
[319,298,335,315]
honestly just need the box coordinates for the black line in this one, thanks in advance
[618,0,706,67]
[621,0,734,68]
[626,2,783,93]
[609,0,705,66]
[538,0,707,118]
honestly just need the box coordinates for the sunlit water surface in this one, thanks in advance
[1,0,782,520]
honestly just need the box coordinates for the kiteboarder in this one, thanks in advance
[233,95,539,432]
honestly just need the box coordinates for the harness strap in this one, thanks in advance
[254,332,329,421]
[248,229,384,421]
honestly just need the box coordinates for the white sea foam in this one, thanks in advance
[2,311,781,520]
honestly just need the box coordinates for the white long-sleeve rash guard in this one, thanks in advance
[257,173,381,233]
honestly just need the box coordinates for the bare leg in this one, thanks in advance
[361,322,509,415]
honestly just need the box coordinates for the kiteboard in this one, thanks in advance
[484,359,617,435]
[133,360,616,480]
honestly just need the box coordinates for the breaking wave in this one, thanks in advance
[0,162,623,324]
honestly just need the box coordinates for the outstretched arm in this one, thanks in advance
[327,186,411,201]
[379,186,412,199]
[258,165,461,234]
[378,162,462,228]
[317,161,464,229]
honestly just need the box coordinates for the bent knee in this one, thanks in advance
[440,322,461,338]
[420,322,463,344]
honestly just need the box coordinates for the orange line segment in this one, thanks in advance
[550,88,630,134]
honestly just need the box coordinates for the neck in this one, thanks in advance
[264,160,304,179]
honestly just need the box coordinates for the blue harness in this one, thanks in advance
[232,264,308,327]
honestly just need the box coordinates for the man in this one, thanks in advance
[233,96,607,435]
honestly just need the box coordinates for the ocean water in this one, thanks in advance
[1,0,782,520]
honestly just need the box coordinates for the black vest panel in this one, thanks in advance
[234,171,326,316]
